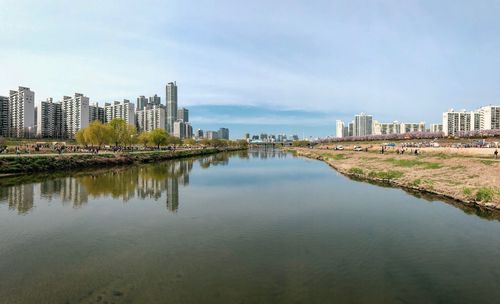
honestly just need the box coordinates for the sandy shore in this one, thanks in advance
[291,147,500,210]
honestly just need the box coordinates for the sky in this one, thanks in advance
[1,0,500,138]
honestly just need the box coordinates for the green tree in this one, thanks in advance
[137,132,150,148]
[75,129,87,145]
[183,138,196,146]
[123,124,138,147]
[85,120,111,147]
[149,128,169,149]
[108,118,129,147]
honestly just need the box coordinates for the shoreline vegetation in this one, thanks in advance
[289,146,500,211]
[0,147,244,176]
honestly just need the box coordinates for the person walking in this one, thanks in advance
[495,149,498,159]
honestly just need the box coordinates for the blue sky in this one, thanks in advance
[1,0,499,138]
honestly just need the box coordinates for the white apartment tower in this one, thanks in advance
[9,86,35,138]
[354,113,373,137]
[478,106,500,130]
[136,105,166,132]
[105,100,135,126]
[61,93,90,138]
[335,120,344,138]
[442,109,472,136]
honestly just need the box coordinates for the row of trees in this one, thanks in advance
[75,118,248,149]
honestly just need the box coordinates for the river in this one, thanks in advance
[1,150,500,303]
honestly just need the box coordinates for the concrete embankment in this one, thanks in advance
[290,148,500,211]
[0,148,244,176]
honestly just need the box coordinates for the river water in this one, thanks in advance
[1,150,500,304]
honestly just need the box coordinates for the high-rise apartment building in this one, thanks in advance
[399,122,425,134]
[177,107,188,122]
[354,113,372,137]
[0,96,8,137]
[173,120,193,139]
[348,121,354,137]
[61,93,90,138]
[136,105,166,132]
[206,130,219,140]
[196,129,204,139]
[335,120,344,138]
[36,98,63,138]
[9,86,35,138]
[218,127,229,140]
[105,99,135,126]
[478,106,500,130]
[166,82,178,134]
[149,94,161,106]
[442,109,472,136]
[430,124,443,133]
[88,102,106,123]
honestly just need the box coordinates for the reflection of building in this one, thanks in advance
[166,177,179,212]
[0,158,202,214]
[7,184,34,214]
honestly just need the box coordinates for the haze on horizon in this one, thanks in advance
[1,0,499,138]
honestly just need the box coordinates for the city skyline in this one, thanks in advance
[1,1,500,137]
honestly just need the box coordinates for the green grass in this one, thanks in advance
[475,188,495,202]
[384,158,442,169]
[463,187,472,196]
[480,160,497,165]
[409,178,422,187]
[348,167,364,175]
[368,170,404,180]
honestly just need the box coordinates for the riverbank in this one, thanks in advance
[290,147,500,210]
[0,147,244,176]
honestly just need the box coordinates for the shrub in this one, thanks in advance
[475,188,494,202]
[348,167,364,175]
[368,170,404,180]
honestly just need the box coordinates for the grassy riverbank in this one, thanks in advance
[0,148,243,175]
[291,147,500,210]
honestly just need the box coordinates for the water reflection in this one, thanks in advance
[0,152,239,214]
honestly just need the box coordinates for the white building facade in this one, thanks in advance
[105,100,135,126]
[9,86,35,138]
[61,93,90,139]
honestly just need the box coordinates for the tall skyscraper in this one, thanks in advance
[335,120,344,138]
[136,96,148,111]
[149,94,161,106]
[354,113,372,137]
[166,81,178,134]
[0,96,8,137]
[9,86,35,138]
